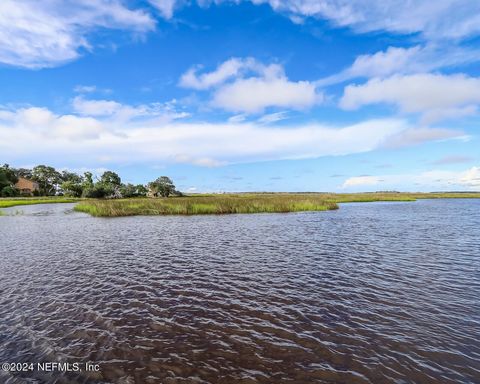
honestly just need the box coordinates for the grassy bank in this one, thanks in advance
[0,197,80,209]
[74,194,339,217]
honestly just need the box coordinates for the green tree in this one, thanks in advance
[119,183,148,198]
[148,176,176,197]
[82,184,108,198]
[61,180,83,197]
[98,171,122,198]
[32,165,61,196]
[83,172,94,187]
[135,184,148,197]
[100,171,121,187]
[14,168,33,179]
[59,170,84,197]
[61,170,83,184]
[0,164,19,197]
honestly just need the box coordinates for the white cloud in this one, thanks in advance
[341,167,480,191]
[213,76,320,113]
[148,0,178,19]
[74,85,97,93]
[0,0,155,68]
[340,73,480,123]
[0,103,428,167]
[72,96,189,122]
[381,127,465,149]
[164,1,480,41]
[243,1,480,41]
[257,111,289,124]
[460,167,480,188]
[227,114,247,123]
[317,44,480,86]
[342,176,381,188]
[4,107,104,140]
[180,58,263,90]
[181,57,322,113]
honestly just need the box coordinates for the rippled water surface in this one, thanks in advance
[1,200,479,384]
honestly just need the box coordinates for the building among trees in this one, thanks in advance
[15,177,39,196]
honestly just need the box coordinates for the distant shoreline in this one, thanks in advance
[2,192,479,217]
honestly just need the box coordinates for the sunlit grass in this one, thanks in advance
[73,192,480,217]
[0,197,79,209]
[74,194,339,217]
[2,192,480,217]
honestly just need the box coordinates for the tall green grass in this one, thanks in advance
[74,194,339,217]
[0,197,79,209]
[2,192,480,217]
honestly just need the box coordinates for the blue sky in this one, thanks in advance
[1,0,480,192]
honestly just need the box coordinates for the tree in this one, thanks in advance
[32,165,61,196]
[82,184,108,198]
[0,164,19,197]
[100,171,121,187]
[14,168,33,179]
[81,172,95,198]
[61,180,83,197]
[135,184,148,197]
[59,171,84,197]
[148,176,176,197]
[61,170,83,184]
[119,183,148,198]
[97,171,122,198]
[83,172,94,187]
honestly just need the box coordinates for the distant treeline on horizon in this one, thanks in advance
[0,163,180,199]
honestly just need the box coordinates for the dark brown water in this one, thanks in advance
[0,200,479,384]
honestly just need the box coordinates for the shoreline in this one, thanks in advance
[2,192,480,217]
[0,192,480,217]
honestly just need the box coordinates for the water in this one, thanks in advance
[0,199,479,384]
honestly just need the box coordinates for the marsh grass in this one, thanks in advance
[74,194,339,217]
[2,192,479,217]
[73,192,480,217]
[0,197,79,209]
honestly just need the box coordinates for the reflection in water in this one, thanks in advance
[0,200,479,383]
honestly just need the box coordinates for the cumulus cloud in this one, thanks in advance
[0,102,426,167]
[179,58,262,90]
[0,0,155,68]
[0,107,104,140]
[342,176,381,188]
[180,57,322,113]
[342,167,480,191]
[340,73,480,123]
[317,45,480,86]
[460,167,480,188]
[213,77,320,113]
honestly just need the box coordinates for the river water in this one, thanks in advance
[0,200,479,384]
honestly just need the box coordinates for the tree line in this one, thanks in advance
[0,164,180,198]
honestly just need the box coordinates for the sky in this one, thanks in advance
[1,0,480,193]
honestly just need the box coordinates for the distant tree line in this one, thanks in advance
[0,164,181,198]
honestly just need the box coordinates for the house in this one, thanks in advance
[15,177,39,196]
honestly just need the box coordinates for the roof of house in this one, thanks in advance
[15,177,39,191]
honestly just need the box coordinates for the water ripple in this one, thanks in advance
[0,199,479,383]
